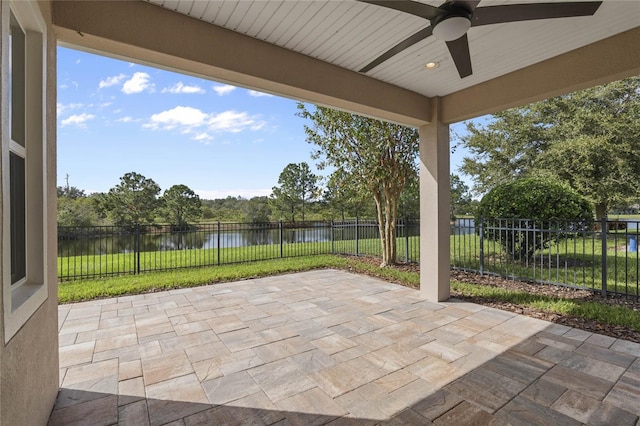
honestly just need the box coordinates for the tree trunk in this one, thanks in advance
[373,191,387,267]
[595,203,607,220]
[384,186,398,266]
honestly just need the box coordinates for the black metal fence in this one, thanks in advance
[451,218,640,298]
[57,219,420,281]
[58,217,640,298]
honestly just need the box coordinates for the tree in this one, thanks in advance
[57,196,99,227]
[57,185,86,199]
[243,196,272,223]
[476,177,593,259]
[323,170,371,221]
[398,173,420,219]
[458,76,640,219]
[458,108,550,192]
[450,174,472,219]
[270,162,319,222]
[298,103,419,266]
[103,172,161,228]
[160,184,202,229]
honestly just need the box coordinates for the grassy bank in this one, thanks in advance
[57,236,420,280]
[58,254,639,334]
[58,232,640,297]
[58,254,420,303]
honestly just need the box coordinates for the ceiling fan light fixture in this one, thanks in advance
[432,15,471,41]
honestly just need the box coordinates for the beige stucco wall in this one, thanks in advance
[0,1,58,424]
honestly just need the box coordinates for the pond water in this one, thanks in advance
[58,222,420,257]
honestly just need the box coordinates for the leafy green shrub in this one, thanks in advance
[476,177,593,259]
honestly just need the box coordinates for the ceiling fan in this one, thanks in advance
[358,1,603,78]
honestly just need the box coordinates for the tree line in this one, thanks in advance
[58,170,474,229]
[458,76,640,220]
[58,173,203,230]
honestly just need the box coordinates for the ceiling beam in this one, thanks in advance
[441,26,640,124]
[52,0,432,127]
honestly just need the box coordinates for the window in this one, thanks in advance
[3,1,48,342]
[9,153,26,285]
[9,11,27,286]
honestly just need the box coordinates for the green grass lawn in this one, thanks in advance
[450,233,640,296]
[59,231,640,297]
[58,254,639,333]
[57,236,421,280]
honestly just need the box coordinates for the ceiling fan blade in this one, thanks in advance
[357,0,443,20]
[446,34,472,78]
[446,1,481,13]
[471,2,602,27]
[360,26,433,73]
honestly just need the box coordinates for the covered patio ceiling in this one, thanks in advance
[52,0,640,126]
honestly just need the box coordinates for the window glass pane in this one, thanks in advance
[10,11,26,148]
[10,153,26,284]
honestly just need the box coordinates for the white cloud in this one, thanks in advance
[98,73,126,89]
[61,113,96,127]
[162,82,206,94]
[122,72,154,94]
[194,188,271,199]
[192,133,213,141]
[212,84,236,96]
[144,106,266,137]
[57,102,83,116]
[115,116,138,123]
[145,106,208,130]
[248,90,273,98]
[208,111,265,133]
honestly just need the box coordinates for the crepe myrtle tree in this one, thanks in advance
[323,170,372,221]
[298,103,419,267]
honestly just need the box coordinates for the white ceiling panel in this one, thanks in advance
[146,0,640,97]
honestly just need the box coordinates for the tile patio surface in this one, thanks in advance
[51,269,640,425]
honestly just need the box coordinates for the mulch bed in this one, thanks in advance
[343,255,640,344]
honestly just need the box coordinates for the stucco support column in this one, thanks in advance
[419,98,450,302]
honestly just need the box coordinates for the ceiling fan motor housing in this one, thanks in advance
[431,9,472,41]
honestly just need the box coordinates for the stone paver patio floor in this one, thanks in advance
[51,269,640,425]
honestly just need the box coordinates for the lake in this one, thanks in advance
[58,221,420,257]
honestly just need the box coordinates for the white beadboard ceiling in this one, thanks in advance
[145,0,640,97]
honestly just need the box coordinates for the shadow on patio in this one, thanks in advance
[50,270,640,425]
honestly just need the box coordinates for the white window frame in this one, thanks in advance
[2,0,48,342]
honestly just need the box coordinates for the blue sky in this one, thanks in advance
[57,46,472,199]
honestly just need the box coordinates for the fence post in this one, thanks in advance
[601,216,608,297]
[217,221,221,266]
[479,217,484,276]
[404,218,409,263]
[279,220,284,258]
[330,220,334,254]
[355,216,360,256]
[135,223,141,275]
